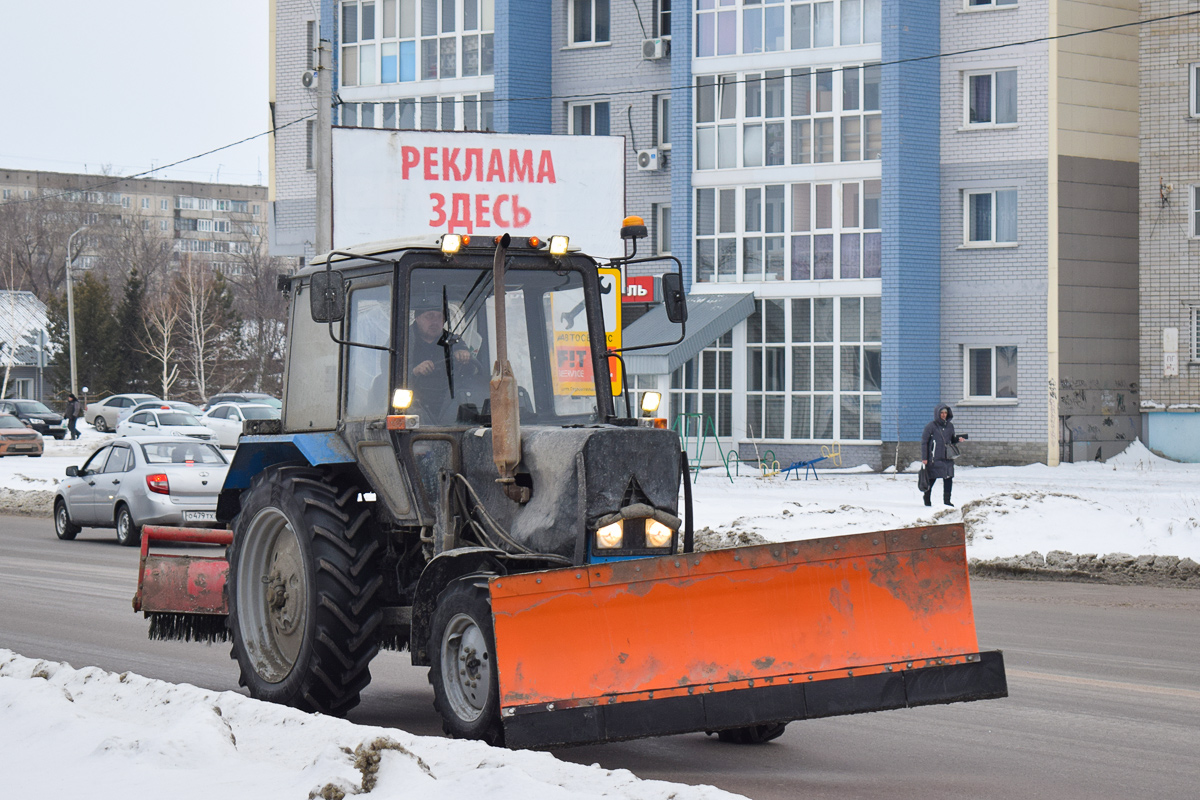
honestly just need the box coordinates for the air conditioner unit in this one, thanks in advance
[636,148,661,171]
[301,70,317,89]
[642,38,670,60]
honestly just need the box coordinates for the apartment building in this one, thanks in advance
[0,169,271,278]
[936,0,1139,466]
[1139,0,1200,460]
[270,0,1146,467]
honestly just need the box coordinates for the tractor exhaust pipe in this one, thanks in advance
[489,234,528,503]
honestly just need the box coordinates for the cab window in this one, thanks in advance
[345,283,392,418]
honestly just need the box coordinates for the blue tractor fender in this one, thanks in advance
[216,433,357,522]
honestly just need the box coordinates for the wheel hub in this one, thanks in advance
[442,613,492,720]
[237,507,307,683]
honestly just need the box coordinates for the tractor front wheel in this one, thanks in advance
[227,465,383,716]
[428,578,503,745]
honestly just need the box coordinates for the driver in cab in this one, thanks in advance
[408,297,485,423]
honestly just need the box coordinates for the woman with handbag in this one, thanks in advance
[921,403,967,507]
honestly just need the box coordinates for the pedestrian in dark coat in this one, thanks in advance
[64,393,81,441]
[921,403,967,507]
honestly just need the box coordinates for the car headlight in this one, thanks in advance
[645,519,674,548]
[594,521,623,550]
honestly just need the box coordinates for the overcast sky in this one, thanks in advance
[1,1,269,186]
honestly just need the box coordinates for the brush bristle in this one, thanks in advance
[147,612,230,643]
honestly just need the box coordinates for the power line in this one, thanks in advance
[0,114,314,208]
[3,6,1193,206]
[487,7,1199,105]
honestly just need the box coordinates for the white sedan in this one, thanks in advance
[201,402,279,448]
[116,408,218,444]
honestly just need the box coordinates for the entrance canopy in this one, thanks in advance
[621,293,755,375]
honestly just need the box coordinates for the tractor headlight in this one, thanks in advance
[645,519,674,548]
[595,521,624,550]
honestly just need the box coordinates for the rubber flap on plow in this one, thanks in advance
[490,523,1006,749]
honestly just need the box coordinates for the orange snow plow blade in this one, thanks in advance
[132,525,233,642]
[490,523,1006,749]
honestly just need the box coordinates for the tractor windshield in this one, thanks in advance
[405,264,603,426]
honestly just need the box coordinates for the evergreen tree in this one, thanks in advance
[45,273,120,396]
[115,269,152,393]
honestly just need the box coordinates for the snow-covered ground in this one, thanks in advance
[2,433,1198,799]
[6,429,1197,561]
[687,440,1200,562]
[0,650,738,800]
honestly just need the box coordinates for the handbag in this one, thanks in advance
[917,465,931,492]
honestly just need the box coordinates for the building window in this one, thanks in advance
[742,0,786,54]
[965,346,1018,400]
[657,205,672,255]
[160,220,169,231]
[1,189,10,200]
[697,65,879,170]
[695,179,880,283]
[1191,308,1200,362]
[1192,186,1200,238]
[1192,64,1200,117]
[657,0,671,37]
[160,199,169,210]
[966,69,1017,125]
[570,0,610,45]
[340,0,493,86]
[747,296,881,441]
[570,101,610,135]
[656,94,671,148]
[965,189,1017,245]
[967,0,1017,8]
[669,332,734,437]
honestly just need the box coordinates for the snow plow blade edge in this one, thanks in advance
[490,523,1007,749]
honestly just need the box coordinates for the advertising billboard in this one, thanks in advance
[332,128,626,257]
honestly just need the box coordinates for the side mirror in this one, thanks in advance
[310,269,347,323]
[661,273,688,324]
[65,466,78,477]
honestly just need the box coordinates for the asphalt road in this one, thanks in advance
[2,514,1198,799]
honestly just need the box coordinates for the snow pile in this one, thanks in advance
[0,650,741,800]
[688,441,1200,563]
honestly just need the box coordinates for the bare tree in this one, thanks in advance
[139,293,181,399]
[0,193,88,298]
[224,220,292,394]
[175,255,238,400]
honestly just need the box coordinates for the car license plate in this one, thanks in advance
[183,511,217,523]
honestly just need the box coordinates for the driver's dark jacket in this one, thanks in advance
[409,326,470,416]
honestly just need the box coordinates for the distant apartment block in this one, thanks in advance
[0,169,272,278]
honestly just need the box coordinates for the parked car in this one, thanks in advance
[0,399,67,440]
[115,400,205,426]
[53,436,230,545]
[0,413,43,457]
[201,402,280,448]
[202,392,282,411]
[116,408,217,443]
[85,393,161,432]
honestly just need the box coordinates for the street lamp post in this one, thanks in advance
[65,226,89,397]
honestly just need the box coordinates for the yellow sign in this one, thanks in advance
[599,268,622,397]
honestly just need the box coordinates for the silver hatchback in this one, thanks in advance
[53,436,230,546]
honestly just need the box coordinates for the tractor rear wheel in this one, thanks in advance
[428,578,503,745]
[227,465,383,716]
